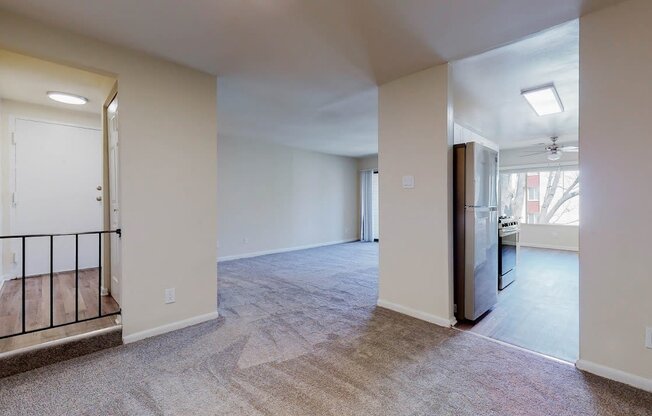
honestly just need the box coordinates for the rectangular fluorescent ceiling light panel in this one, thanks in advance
[521,84,564,116]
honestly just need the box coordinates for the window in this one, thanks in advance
[500,168,579,225]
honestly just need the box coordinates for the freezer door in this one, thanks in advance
[464,206,498,320]
[465,142,498,208]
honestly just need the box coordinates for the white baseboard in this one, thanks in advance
[218,239,360,262]
[122,311,219,344]
[576,359,652,393]
[377,299,456,328]
[519,242,578,252]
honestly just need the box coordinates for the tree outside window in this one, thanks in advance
[500,168,579,225]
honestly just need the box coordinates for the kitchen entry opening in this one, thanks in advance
[450,20,580,363]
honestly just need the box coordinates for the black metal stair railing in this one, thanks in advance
[0,229,122,340]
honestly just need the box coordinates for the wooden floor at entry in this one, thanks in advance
[457,247,579,362]
[0,268,119,339]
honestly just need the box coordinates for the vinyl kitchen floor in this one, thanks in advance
[457,247,579,362]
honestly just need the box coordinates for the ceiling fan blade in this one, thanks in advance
[560,146,579,152]
[520,151,548,157]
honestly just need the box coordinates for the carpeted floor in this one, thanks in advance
[0,242,650,415]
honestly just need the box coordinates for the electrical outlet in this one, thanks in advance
[165,288,175,304]
[646,327,652,349]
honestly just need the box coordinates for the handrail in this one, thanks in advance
[0,229,121,239]
[0,229,122,340]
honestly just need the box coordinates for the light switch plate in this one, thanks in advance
[165,288,176,304]
[646,327,652,349]
[402,175,415,189]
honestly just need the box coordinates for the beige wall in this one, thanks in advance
[0,99,101,282]
[0,11,218,338]
[377,64,454,326]
[217,136,359,260]
[579,0,652,386]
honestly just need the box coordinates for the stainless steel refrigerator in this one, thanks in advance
[453,142,498,322]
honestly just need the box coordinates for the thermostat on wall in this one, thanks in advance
[402,175,415,189]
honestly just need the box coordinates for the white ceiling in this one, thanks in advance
[453,21,579,149]
[0,49,115,114]
[0,1,622,156]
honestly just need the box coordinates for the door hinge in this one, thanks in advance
[11,192,16,207]
[11,132,16,145]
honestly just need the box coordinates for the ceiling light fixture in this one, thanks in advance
[47,91,88,105]
[521,84,564,116]
[547,149,562,161]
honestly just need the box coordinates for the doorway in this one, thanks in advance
[0,49,119,346]
[450,21,580,362]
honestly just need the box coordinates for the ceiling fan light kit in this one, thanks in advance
[521,136,579,161]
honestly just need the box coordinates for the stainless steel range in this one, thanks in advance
[498,216,519,290]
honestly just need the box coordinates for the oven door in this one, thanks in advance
[500,231,518,276]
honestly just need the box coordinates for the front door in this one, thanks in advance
[11,118,103,277]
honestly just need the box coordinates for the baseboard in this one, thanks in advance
[519,242,578,252]
[218,239,360,262]
[122,311,219,344]
[576,359,652,393]
[377,299,456,328]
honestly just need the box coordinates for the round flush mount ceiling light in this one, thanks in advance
[47,91,88,105]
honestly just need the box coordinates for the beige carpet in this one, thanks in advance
[0,242,650,415]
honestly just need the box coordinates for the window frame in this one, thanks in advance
[500,164,579,227]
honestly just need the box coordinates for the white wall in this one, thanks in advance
[519,224,578,251]
[217,136,359,260]
[357,155,378,171]
[0,100,101,283]
[453,122,499,151]
[377,64,455,326]
[0,11,218,339]
[578,0,652,389]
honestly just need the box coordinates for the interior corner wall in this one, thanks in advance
[377,64,454,326]
[357,155,378,171]
[579,0,652,386]
[217,136,359,260]
[0,10,218,338]
[0,99,101,282]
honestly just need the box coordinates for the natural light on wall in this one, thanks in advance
[521,84,564,116]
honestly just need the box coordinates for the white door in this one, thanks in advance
[107,97,122,306]
[11,118,103,277]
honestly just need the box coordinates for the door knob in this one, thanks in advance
[97,185,103,191]
[96,196,103,201]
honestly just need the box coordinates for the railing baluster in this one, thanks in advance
[98,232,102,317]
[21,237,26,334]
[50,235,54,328]
[75,234,79,323]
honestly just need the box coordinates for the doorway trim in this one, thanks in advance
[101,82,118,298]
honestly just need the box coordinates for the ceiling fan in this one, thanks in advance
[521,137,578,161]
